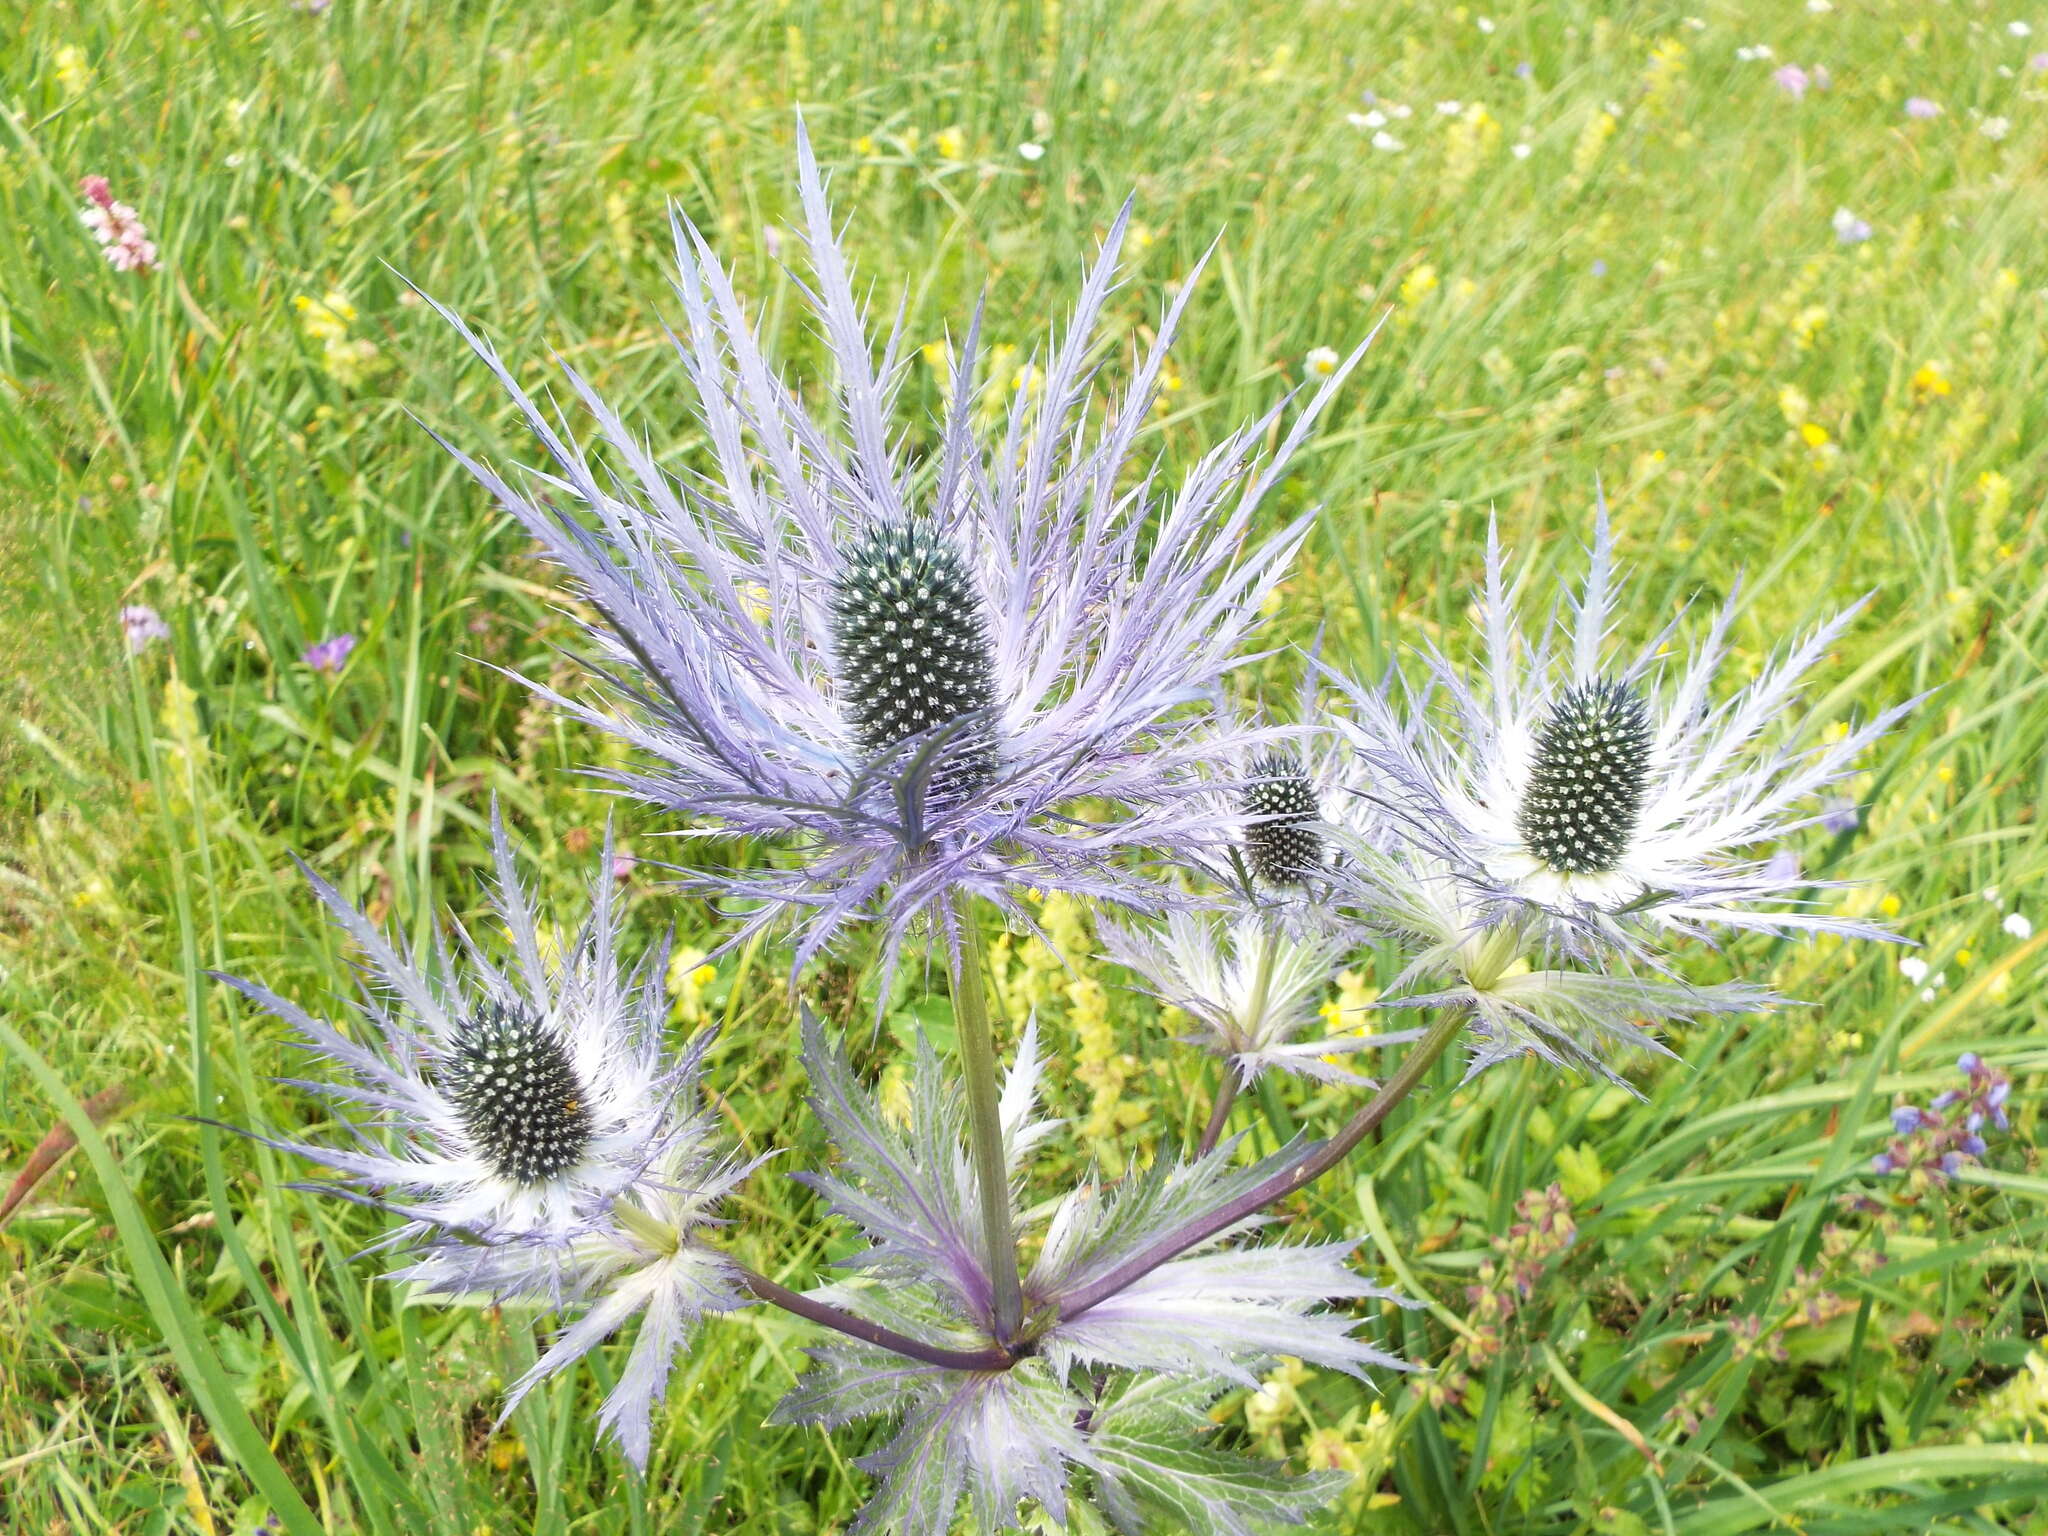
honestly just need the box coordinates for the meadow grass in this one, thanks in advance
[3,0,2046,1530]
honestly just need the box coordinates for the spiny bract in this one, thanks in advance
[1242,754,1324,885]
[1515,679,1652,876]
[446,1000,594,1184]
[830,518,1000,798]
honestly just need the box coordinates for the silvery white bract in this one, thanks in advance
[773,1012,1406,1531]
[461,1111,758,1469]
[1101,910,1418,1086]
[1338,506,1911,952]
[425,124,1368,977]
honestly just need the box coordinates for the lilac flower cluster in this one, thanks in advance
[1872,1053,2013,1181]
[220,129,1914,1530]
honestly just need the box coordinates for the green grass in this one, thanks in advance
[3,0,2046,1531]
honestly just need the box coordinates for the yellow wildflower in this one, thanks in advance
[53,45,95,98]
[1910,361,1951,400]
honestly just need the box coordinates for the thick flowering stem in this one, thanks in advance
[1054,1008,1469,1325]
[736,1264,1012,1372]
[952,900,1025,1343]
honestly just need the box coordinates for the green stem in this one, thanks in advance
[950,899,1024,1344]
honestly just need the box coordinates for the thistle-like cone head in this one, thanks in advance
[1242,754,1324,886]
[445,1001,594,1185]
[1514,679,1652,876]
[830,519,1001,802]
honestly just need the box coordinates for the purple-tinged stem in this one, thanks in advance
[1197,1072,1240,1157]
[1053,1008,1468,1325]
[736,1264,1013,1372]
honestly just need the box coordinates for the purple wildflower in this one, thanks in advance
[1819,795,1860,832]
[1831,209,1873,246]
[1591,258,1608,277]
[425,124,1369,975]
[120,604,170,654]
[1873,1053,2013,1184]
[1773,64,1811,99]
[1904,96,1942,119]
[304,632,357,674]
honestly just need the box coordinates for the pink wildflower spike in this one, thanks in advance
[77,175,158,275]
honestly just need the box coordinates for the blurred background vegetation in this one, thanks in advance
[2,0,2046,1531]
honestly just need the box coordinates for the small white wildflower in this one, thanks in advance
[1983,886,2003,903]
[1436,99,1464,116]
[1736,44,1775,61]
[1477,15,1496,32]
[1389,102,1414,118]
[1980,115,2013,140]
[1899,956,1930,984]
[1361,108,1388,127]
[1808,0,1832,12]
[1371,130,1406,152]
[1511,141,1533,159]
[1304,346,1341,377]
[2011,19,2034,36]
[1017,141,1046,162]
[2005,911,2034,940]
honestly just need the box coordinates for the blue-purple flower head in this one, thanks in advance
[422,124,1369,975]
[1336,500,1913,956]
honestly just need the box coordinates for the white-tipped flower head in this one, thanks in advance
[1340,502,1911,950]
[218,814,753,1466]
[220,813,720,1260]
[423,124,1372,974]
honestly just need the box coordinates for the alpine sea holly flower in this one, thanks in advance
[216,814,716,1258]
[421,125,1368,973]
[1337,506,1911,954]
[1100,910,1419,1087]
[774,1011,1407,1532]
